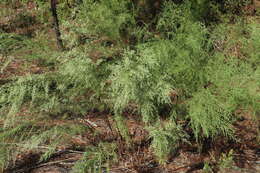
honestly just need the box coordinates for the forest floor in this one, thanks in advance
[1,3,260,173]
[2,109,260,173]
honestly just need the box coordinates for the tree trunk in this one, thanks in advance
[50,0,64,50]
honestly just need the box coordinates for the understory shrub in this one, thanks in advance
[72,142,117,173]
[0,0,259,170]
[148,119,188,164]
[75,0,135,43]
[111,1,209,123]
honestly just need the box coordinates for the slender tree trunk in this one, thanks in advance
[50,0,64,50]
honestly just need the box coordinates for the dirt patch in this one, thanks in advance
[0,57,47,82]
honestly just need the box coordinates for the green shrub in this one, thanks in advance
[188,88,234,140]
[76,0,135,42]
[218,150,235,171]
[72,142,117,173]
[0,32,26,56]
[0,0,259,170]
[148,120,188,164]
[110,2,209,122]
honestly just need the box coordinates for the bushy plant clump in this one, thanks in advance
[147,119,189,164]
[0,0,259,170]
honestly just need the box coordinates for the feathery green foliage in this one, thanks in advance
[148,119,188,164]
[188,89,234,139]
[110,2,209,123]
[72,142,117,173]
[0,120,90,170]
[0,0,259,171]
[0,32,26,56]
[76,0,134,42]
[218,150,235,170]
